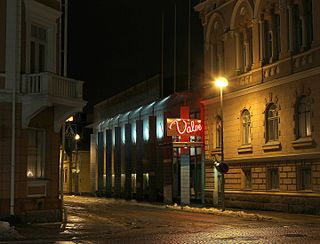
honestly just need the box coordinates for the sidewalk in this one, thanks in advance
[65,195,320,224]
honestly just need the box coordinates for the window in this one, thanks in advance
[297,96,311,138]
[268,168,279,190]
[275,14,281,56]
[266,103,278,141]
[297,166,311,190]
[241,110,251,145]
[64,168,68,183]
[243,168,252,189]
[305,0,313,47]
[30,25,47,73]
[293,5,302,52]
[27,129,45,178]
[267,32,273,62]
[216,116,222,148]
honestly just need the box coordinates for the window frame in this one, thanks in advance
[27,128,46,178]
[241,109,251,145]
[267,167,279,190]
[297,166,312,191]
[266,103,279,142]
[296,96,311,139]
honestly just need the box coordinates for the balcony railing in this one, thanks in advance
[21,72,83,99]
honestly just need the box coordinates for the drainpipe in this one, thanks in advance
[7,0,21,219]
[64,0,68,77]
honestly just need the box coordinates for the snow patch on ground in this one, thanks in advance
[0,221,24,241]
[166,204,272,221]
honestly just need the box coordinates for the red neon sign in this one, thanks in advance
[167,118,202,137]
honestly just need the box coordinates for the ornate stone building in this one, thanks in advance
[196,0,320,213]
[0,0,85,222]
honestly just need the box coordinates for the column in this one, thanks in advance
[136,119,143,200]
[114,127,121,197]
[287,5,295,52]
[300,15,307,50]
[279,0,289,58]
[89,134,97,194]
[259,19,266,64]
[213,167,219,207]
[97,132,104,195]
[235,32,241,73]
[312,0,320,46]
[251,20,260,68]
[148,116,157,201]
[125,124,132,199]
[180,106,190,205]
[105,129,112,197]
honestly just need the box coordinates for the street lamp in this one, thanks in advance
[74,133,80,195]
[214,77,228,211]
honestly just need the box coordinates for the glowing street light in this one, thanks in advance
[75,134,80,141]
[214,76,228,211]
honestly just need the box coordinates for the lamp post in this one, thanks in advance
[74,133,80,195]
[214,77,228,211]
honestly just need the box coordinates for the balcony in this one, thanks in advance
[21,72,83,99]
[21,72,86,131]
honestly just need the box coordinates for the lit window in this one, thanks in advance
[297,96,311,138]
[216,116,222,148]
[268,168,279,190]
[27,129,45,178]
[241,110,251,145]
[266,103,278,142]
[297,166,311,190]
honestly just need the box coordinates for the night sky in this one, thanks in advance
[67,0,203,112]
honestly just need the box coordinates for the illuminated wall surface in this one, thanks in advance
[196,0,320,214]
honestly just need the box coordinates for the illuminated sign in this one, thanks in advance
[167,118,202,136]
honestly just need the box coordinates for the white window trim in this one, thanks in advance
[24,0,60,73]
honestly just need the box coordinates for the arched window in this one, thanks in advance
[297,96,311,138]
[216,116,222,148]
[266,103,278,141]
[241,110,251,145]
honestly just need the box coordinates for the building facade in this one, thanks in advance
[90,76,205,205]
[0,0,85,222]
[196,0,320,213]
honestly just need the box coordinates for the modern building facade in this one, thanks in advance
[0,0,85,222]
[90,76,205,205]
[196,0,320,214]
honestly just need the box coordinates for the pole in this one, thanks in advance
[187,0,191,91]
[60,123,65,217]
[161,12,164,98]
[173,3,176,93]
[220,87,225,211]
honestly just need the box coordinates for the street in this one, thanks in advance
[7,195,320,243]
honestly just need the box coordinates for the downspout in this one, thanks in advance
[64,0,68,77]
[60,0,68,224]
[7,0,21,218]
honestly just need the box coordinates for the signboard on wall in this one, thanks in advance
[167,118,202,137]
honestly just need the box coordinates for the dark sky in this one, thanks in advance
[67,0,203,112]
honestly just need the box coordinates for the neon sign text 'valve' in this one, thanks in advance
[167,118,202,137]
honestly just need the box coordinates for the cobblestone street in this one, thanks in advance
[6,195,320,243]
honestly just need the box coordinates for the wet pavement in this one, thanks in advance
[4,195,320,243]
